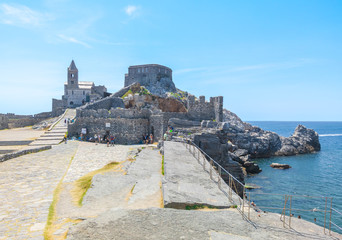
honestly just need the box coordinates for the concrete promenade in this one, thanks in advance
[163,141,238,209]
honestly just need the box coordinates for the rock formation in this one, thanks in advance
[270,163,291,169]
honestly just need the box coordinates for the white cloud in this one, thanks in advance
[124,5,138,16]
[0,3,48,27]
[57,34,91,48]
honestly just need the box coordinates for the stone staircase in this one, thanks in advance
[29,109,76,146]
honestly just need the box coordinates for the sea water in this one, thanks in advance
[245,121,342,233]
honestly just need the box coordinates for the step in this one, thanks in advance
[36,138,63,141]
[40,134,65,138]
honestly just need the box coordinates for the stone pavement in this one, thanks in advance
[67,207,342,240]
[0,141,79,240]
[163,141,239,209]
[51,142,162,238]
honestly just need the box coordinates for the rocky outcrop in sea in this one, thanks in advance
[171,109,321,176]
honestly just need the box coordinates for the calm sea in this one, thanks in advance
[246,121,342,233]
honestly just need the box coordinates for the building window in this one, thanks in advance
[71,73,75,78]
[71,81,74,84]
[70,101,74,105]
[142,68,144,73]
[159,68,160,73]
[72,90,74,95]
[83,91,85,95]
[146,68,148,72]
[138,68,140,73]
[165,69,167,74]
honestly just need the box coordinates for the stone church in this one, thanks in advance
[52,60,108,115]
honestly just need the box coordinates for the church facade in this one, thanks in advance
[52,60,107,116]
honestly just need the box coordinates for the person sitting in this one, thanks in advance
[149,134,154,144]
[145,134,149,145]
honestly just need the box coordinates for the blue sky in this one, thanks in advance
[0,0,341,121]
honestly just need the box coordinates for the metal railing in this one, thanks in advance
[179,138,342,235]
[180,139,255,227]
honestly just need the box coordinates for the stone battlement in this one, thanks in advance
[187,95,223,122]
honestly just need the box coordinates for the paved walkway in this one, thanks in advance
[0,142,79,240]
[0,127,45,155]
[51,142,162,238]
[163,141,239,209]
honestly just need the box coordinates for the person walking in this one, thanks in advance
[64,132,68,144]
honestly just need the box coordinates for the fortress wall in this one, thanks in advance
[125,65,172,87]
[77,97,124,114]
[0,114,9,130]
[150,115,164,140]
[124,64,176,96]
[8,118,41,128]
[186,95,223,122]
[68,117,149,144]
[213,96,223,122]
[34,111,52,119]
[78,108,150,119]
[52,98,66,117]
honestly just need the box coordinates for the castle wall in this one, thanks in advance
[0,114,9,130]
[124,64,176,96]
[68,117,149,144]
[187,95,215,121]
[7,118,40,129]
[34,112,53,119]
[77,97,124,114]
[93,85,107,97]
[52,98,66,116]
[77,108,150,119]
[212,96,223,122]
[186,95,224,122]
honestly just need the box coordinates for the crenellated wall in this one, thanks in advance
[187,95,223,122]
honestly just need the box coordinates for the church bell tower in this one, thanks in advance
[67,60,78,89]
